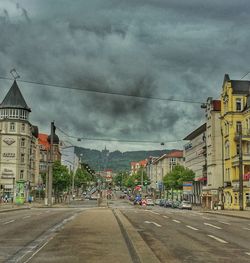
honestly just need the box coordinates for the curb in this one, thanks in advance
[113,209,160,263]
[0,207,30,213]
[203,211,250,220]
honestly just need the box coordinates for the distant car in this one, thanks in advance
[85,194,91,199]
[164,200,173,208]
[159,199,166,206]
[179,201,192,210]
[90,195,98,200]
[155,199,161,205]
[146,198,154,206]
[171,201,181,209]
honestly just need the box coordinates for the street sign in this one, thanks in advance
[183,181,193,194]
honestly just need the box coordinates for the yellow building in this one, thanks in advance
[221,74,250,209]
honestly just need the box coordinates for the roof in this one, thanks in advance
[212,100,221,111]
[131,159,148,167]
[183,123,206,140]
[223,74,250,95]
[38,133,50,150]
[0,80,31,111]
[166,150,183,158]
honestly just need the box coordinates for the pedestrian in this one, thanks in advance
[28,196,32,204]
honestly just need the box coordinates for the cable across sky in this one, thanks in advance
[0,75,204,104]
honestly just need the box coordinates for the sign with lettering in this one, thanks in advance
[3,138,15,145]
[1,168,14,179]
[3,153,15,158]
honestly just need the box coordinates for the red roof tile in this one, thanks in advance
[38,133,50,150]
[166,150,183,158]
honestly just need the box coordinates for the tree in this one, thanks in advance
[163,165,195,190]
[53,161,71,197]
[124,168,150,188]
[114,172,129,187]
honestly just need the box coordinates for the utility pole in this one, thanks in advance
[141,168,143,192]
[48,122,54,207]
[239,125,244,211]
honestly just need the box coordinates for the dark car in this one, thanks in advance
[171,201,181,208]
[159,199,166,206]
[164,200,173,208]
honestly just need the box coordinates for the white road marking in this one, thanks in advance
[202,216,211,220]
[163,215,169,219]
[173,219,181,223]
[204,223,222,229]
[245,252,250,256]
[207,235,228,244]
[23,216,31,219]
[243,227,250,231]
[186,225,199,231]
[152,222,162,227]
[149,211,160,215]
[144,221,161,227]
[218,221,231,225]
[3,219,15,225]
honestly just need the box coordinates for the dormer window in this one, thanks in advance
[236,98,242,111]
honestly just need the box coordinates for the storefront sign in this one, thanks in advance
[3,153,15,158]
[1,168,14,179]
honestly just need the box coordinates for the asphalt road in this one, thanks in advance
[121,205,250,263]
[0,199,98,263]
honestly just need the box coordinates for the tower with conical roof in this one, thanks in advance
[0,81,39,202]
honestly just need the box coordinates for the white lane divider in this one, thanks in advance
[207,235,228,244]
[243,227,250,231]
[23,215,31,219]
[204,222,222,229]
[172,219,181,223]
[218,221,231,225]
[144,221,162,227]
[3,219,15,225]
[148,211,160,215]
[186,225,199,231]
[245,252,250,256]
[163,215,169,219]
[202,216,211,220]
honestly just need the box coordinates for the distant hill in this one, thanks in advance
[74,147,176,173]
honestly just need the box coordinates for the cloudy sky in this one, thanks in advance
[0,0,249,152]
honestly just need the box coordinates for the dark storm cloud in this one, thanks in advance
[0,0,250,150]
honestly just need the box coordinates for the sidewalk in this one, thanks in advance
[203,209,250,220]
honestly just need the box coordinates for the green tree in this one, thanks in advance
[114,172,129,187]
[124,168,150,188]
[53,160,71,195]
[163,164,195,190]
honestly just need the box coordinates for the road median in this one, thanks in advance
[113,209,160,263]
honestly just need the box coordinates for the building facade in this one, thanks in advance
[0,81,39,200]
[202,98,223,209]
[221,74,250,209]
[184,124,207,204]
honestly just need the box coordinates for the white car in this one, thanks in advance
[179,201,192,210]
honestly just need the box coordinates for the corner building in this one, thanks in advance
[0,81,39,199]
[221,74,250,209]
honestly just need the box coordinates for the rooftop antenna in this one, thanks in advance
[10,68,20,80]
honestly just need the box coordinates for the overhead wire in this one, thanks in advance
[0,76,204,104]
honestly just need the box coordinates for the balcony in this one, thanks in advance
[232,154,250,166]
[234,129,250,141]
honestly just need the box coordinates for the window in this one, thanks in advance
[236,98,242,111]
[20,170,24,179]
[21,123,25,132]
[21,138,25,147]
[225,140,230,159]
[10,122,15,131]
[236,143,240,155]
[21,153,25,163]
[236,121,242,134]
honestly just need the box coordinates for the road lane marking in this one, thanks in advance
[204,223,222,229]
[186,225,199,231]
[243,227,250,231]
[218,221,231,225]
[23,216,31,219]
[152,222,162,227]
[173,219,181,223]
[207,235,228,244]
[163,215,169,219]
[3,219,15,225]
[148,211,160,215]
[144,221,161,227]
[202,216,211,220]
[245,252,250,256]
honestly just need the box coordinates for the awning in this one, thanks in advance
[196,177,207,181]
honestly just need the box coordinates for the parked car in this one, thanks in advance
[171,201,181,208]
[146,198,154,206]
[164,200,173,208]
[159,199,167,206]
[154,199,161,205]
[179,201,192,210]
